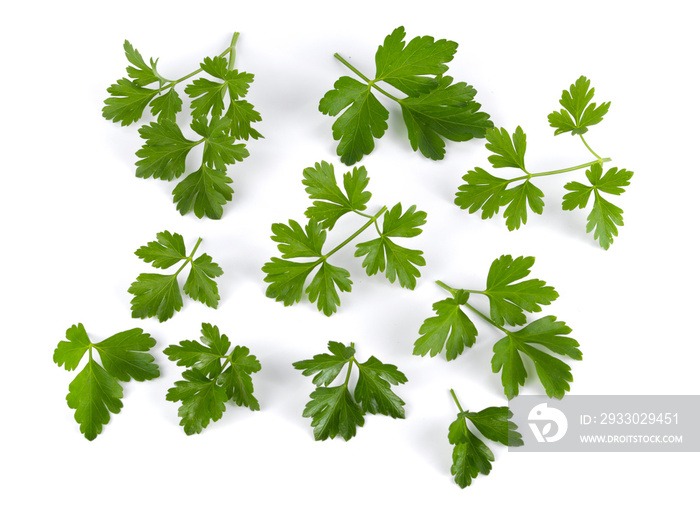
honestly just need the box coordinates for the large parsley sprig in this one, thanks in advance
[448,390,523,488]
[320,26,492,165]
[293,341,407,441]
[103,34,262,219]
[129,231,223,322]
[455,76,632,249]
[53,324,160,440]
[413,255,582,399]
[262,161,427,316]
[164,323,261,435]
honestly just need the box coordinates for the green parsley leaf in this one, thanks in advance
[303,161,372,229]
[172,165,234,220]
[562,164,633,250]
[185,58,254,118]
[123,40,159,86]
[320,76,390,166]
[293,341,407,440]
[491,316,582,399]
[320,26,491,164]
[129,233,222,322]
[165,323,261,435]
[484,255,559,327]
[454,167,510,219]
[485,126,527,170]
[448,392,523,488]
[355,203,427,289]
[135,121,197,180]
[103,78,158,126]
[264,162,427,315]
[191,116,250,172]
[412,292,477,360]
[150,88,183,123]
[548,75,610,136]
[53,324,159,440]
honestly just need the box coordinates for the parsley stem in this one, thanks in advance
[450,389,464,413]
[462,301,509,335]
[435,280,457,296]
[508,157,611,183]
[157,35,241,90]
[323,206,388,260]
[579,134,602,160]
[333,53,402,103]
[174,237,203,277]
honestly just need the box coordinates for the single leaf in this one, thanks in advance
[319,76,389,165]
[292,341,355,387]
[302,385,365,441]
[354,356,407,418]
[134,230,187,269]
[172,165,234,220]
[485,126,527,170]
[305,261,353,316]
[502,180,545,231]
[166,368,228,435]
[413,295,477,360]
[128,273,183,322]
[135,121,197,180]
[183,253,223,308]
[464,407,524,447]
[53,323,91,371]
[548,76,610,135]
[150,88,183,123]
[103,78,158,126]
[262,258,317,307]
[484,255,559,327]
[448,414,495,488]
[93,329,159,382]
[455,167,510,219]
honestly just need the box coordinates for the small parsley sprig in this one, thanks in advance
[129,231,223,322]
[103,34,262,219]
[413,255,582,399]
[262,161,427,316]
[164,323,261,435]
[455,76,633,249]
[448,390,523,488]
[293,341,408,441]
[53,324,160,440]
[320,26,492,165]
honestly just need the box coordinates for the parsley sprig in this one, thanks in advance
[413,255,582,399]
[129,231,223,322]
[262,161,427,316]
[320,26,492,164]
[455,76,633,249]
[448,390,522,488]
[164,323,261,435]
[53,324,160,440]
[293,341,408,441]
[103,34,262,219]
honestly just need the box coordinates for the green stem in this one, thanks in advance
[450,389,464,413]
[158,35,240,91]
[344,342,356,387]
[579,134,602,160]
[508,157,611,183]
[462,301,510,335]
[322,206,388,260]
[174,238,203,277]
[436,280,458,296]
[333,53,403,103]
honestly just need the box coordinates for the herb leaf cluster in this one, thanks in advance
[129,231,223,322]
[320,26,492,164]
[293,341,407,440]
[262,161,427,316]
[53,324,160,440]
[413,255,582,399]
[455,76,632,249]
[103,34,262,219]
[164,323,261,435]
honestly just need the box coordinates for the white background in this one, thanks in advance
[2,0,698,507]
